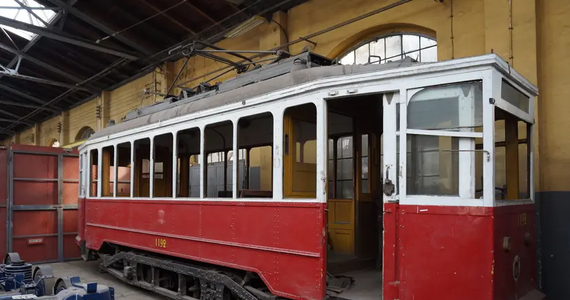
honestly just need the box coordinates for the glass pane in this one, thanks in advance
[405,50,420,61]
[328,159,334,179]
[290,112,317,194]
[407,135,459,196]
[337,137,353,159]
[495,146,507,200]
[362,134,369,156]
[385,35,402,61]
[362,156,369,195]
[370,39,385,62]
[341,51,355,65]
[337,159,353,181]
[421,37,437,48]
[303,141,317,163]
[420,47,437,62]
[519,143,529,198]
[294,120,316,163]
[396,103,401,131]
[355,44,369,64]
[408,81,483,130]
[328,138,334,157]
[155,162,164,173]
[501,80,530,113]
[143,159,150,173]
[337,180,353,199]
[403,35,420,52]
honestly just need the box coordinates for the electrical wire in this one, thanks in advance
[271,19,289,52]
[96,0,188,43]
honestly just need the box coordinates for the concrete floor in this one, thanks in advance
[46,260,169,300]
[338,268,382,300]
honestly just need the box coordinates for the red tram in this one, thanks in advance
[76,52,543,300]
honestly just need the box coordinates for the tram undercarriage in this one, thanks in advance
[97,246,382,300]
[98,246,273,300]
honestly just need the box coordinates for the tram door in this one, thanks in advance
[326,95,383,272]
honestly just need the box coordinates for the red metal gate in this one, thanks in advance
[6,145,79,263]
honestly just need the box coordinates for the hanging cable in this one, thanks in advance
[166,56,191,96]
[450,0,455,59]
[271,19,290,52]
[96,0,188,43]
[508,0,514,65]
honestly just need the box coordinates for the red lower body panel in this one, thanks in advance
[82,198,327,300]
[383,203,537,300]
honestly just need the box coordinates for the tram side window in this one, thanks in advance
[493,110,530,200]
[153,133,173,198]
[89,149,98,197]
[407,136,460,195]
[336,136,354,199]
[177,128,201,198]
[204,121,233,198]
[116,142,131,197]
[284,104,317,198]
[406,81,482,198]
[134,138,151,197]
[238,113,273,198]
[362,134,370,194]
[101,146,114,197]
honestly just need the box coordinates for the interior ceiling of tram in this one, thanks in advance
[328,94,383,135]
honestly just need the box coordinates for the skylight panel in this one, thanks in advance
[0,0,56,41]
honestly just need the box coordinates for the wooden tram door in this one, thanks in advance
[282,101,381,268]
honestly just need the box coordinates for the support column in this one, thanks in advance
[59,111,69,146]
[96,91,111,130]
[10,134,19,145]
[33,124,40,146]
[161,62,176,97]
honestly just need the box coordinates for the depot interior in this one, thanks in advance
[0,0,567,298]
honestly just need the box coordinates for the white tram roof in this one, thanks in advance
[85,53,537,146]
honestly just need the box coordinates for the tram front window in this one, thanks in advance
[405,81,482,198]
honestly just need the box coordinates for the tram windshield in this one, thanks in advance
[392,73,534,207]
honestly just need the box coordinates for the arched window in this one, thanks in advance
[339,33,437,65]
[75,126,95,142]
[48,139,60,147]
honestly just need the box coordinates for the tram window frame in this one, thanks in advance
[204,121,234,198]
[401,81,483,202]
[133,138,151,197]
[101,145,114,197]
[176,128,201,198]
[79,153,84,198]
[89,149,99,197]
[491,109,531,201]
[152,133,174,198]
[115,142,132,198]
[283,103,318,198]
[237,112,274,198]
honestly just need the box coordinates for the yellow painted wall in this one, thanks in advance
[2,0,567,193]
[108,73,157,123]
[536,0,570,192]
[68,98,97,142]
[40,116,60,147]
